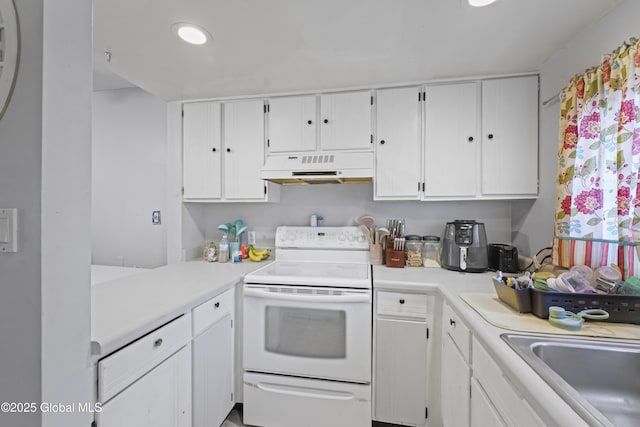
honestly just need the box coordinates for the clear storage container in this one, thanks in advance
[405,235,423,267]
[422,236,441,268]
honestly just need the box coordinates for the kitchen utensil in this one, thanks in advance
[548,306,609,331]
[488,243,519,273]
[358,224,373,244]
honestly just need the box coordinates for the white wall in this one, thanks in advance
[183,184,513,255]
[512,0,640,257]
[0,1,92,426]
[92,88,168,268]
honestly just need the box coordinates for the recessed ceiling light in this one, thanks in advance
[468,0,498,7]
[172,23,210,45]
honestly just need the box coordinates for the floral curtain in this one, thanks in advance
[553,38,640,278]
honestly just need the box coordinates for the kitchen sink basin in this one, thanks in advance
[501,334,640,427]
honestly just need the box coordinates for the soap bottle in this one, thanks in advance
[219,234,229,263]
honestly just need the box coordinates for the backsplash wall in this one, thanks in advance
[184,183,513,251]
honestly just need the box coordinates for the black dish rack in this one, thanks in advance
[493,279,640,324]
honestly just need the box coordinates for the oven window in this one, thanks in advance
[265,306,346,359]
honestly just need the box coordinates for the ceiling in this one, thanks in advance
[93,0,621,101]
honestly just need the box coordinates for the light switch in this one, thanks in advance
[0,208,18,253]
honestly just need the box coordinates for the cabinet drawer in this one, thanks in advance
[377,291,427,319]
[98,313,192,403]
[442,303,471,362]
[472,337,544,427]
[192,287,234,336]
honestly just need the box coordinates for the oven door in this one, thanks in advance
[243,284,372,383]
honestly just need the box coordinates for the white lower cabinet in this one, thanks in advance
[470,377,506,427]
[96,315,192,427]
[374,291,432,426]
[192,287,235,427]
[441,303,471,427]
[471,337,545,427]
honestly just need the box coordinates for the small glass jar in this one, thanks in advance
[422,236,441,268]
[405,235,423,267]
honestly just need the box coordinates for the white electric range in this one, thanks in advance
[243,226,372,427]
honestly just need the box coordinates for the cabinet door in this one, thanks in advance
[320,91,372,151]
[481,76,538,196]
[223,100,267,200]
[374,318,427,426]
[267,95,316,153]
[98,345,191,427]
[375,87,422,200]
[424,83,478,197]
[193,314,234,427]
[183,102,222,199]
[470,378,507,427]
[441,333,470,427]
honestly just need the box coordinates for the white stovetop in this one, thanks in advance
[245,260,371,288]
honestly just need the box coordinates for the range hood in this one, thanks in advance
[261,152,373,184]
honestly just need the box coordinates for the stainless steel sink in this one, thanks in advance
[501,334,640,427]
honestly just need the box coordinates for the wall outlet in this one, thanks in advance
[152,210,161,225]
[248,231,256,245]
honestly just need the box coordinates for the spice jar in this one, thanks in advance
[405,235,423,267]
[422,236,441,268]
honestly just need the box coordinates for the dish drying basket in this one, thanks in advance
[493,279,640,324]
[530,289,640,324]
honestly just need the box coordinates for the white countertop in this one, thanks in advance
[91,260,268,357]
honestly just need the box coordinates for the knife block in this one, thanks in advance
[386,247,405,268]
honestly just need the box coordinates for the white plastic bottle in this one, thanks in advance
[219,234,229,263]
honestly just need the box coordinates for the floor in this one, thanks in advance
[223,405,401,427]
[222,406,248,427]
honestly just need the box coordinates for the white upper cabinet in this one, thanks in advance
[267,95,317,153]
[183,102,222,200]
[183,100,278,203]
[224,99,267,200]
[481,76,538,196]
[319,91,372,151]
[375,87,422,200]
[423,82,479,198]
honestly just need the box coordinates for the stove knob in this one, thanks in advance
[338,233,346,241]
[348,234,356,241]
[357,234,366,243]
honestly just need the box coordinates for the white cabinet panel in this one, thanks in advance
[320,91,372,151]
[268,95,317,153]
[98,345,192,427]
[470,378,506,427]
[481,76,538,196]
[192,313,234,427]
[441,332,470,427]
[424,82,478,197]
[374,318,427,426]
[375,87,422,200]
[183,102,221,199]
[224,100,267,200]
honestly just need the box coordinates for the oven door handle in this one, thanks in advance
[250,381,356,401]
[244,288,370,303]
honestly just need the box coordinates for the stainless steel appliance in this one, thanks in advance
[243,226,372,427]
[441,220,488,272]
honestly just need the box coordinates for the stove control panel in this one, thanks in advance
[275,226,368,249]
